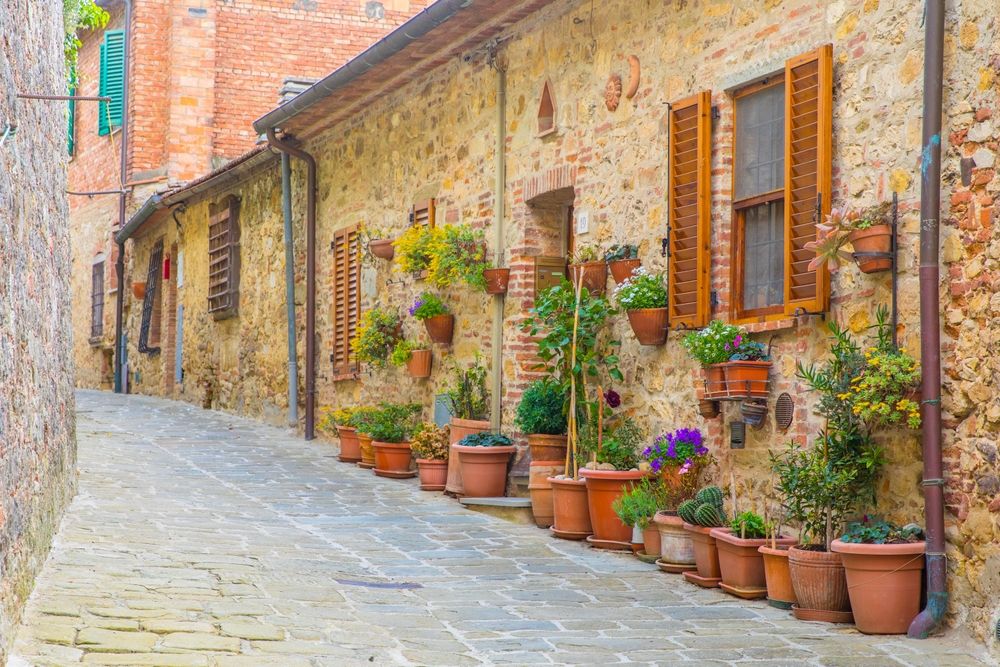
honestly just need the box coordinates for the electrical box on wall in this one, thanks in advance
[575,209,590,235]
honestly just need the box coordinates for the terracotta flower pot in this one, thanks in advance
[423,314,454,345]
[654,512,695,566]
[831,538,925,634]
[723,360,771,399]
[527,433,567,462]
[483,268,511,295]
[369,238,395,260]
[683,523,723,585]
[580,468,645,546]
[454,444,515,497]
[336,425,362,463]
[568,261,608,295]
[849,224,892,273]
[373,441,415,478]
[132,281,146,299]
[444,417,490,495]
[608,258,641,283]
[704,364,727,398]
[759,544,798,609]
[416,458,448,491]
[406,349,432,378]
[549,477,592,539]
[698,398,720,418]
[528,461,563,528]
[712,530,797,599]
[626,308,668,346]
[642,523,661,557]
[357,432,375,469]
[788,546,851,615]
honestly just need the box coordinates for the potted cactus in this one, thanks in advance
[442,357,491,495]
[678,486,728,588]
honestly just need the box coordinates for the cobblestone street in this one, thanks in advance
[10,391,990,666]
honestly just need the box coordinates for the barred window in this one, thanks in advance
[208,196,240,318]
[90,260,105,339]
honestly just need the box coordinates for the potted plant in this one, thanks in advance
[363,225,395,260]
[613,477,666,559]
[429,224,490,290]
[454,432,515,497]
[320,407,362,463]
[349,406,380,469]
[579,414,646,550]
[712,510,796,600]
[676,486,728,587]
[482,251,510,295]
[806,202,893,274]
[516,378,568,528]
[368,403,421,479]
[613,267,668,346]
[604,244,640,283]
[390,339,432,378]
[831,518,925,634]
[724,338,771,399]
[567,245,607,295]
[759,528,797,610]
[351,308,402,368]
[682,320,742,399]
[393,223,441,276]
[443,356,492,495]
[641,427,711,490]
[409,292,454,345]
[132,281,146,299]
[410,423,450,491]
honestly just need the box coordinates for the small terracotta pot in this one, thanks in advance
[631,525,646,553]
[849,224,893,273]
[642,523,661,557]
[454,444,515,497]
[626,308,668,346]
[684,523,723,580]
[698,399,720,419]
[369,239,395,260]
[831,538,925,634]
[416,458,448,491]
[373,441,415,478]
[549,477,592,538]
[759,544,798,608]
[724,361,771,399]
[444,418,490,495]
[704,364,727,398]
[527,433,567,462]
[655,512,695,565]
[483,268,511,295]
[132,281,146,299]
[580,468,645,545]
[568,261,608,295]
[406,349,432,378]
[423,314,455,345]
[712,530,797,598]
[336,426,362,463]
[608,258,641,283]
[788,546,851,614]
[357,432,375,469]
[528,461,563,528]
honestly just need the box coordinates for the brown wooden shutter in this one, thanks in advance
[668,90,712,329]
[208,196,240,317]
[411,199,436,227]
[331,225,361,380]
[784,45,832,316]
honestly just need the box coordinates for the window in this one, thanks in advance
[410,199,435,227]
[98,30,125,136]
[138,240,163,354]
[331,225,361,380]
[208,197,240,318]
[90,260,104,338]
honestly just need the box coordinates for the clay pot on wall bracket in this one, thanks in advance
[369,239,395,260]
[528,461,562,528]
[626,308,668,346]
[406,349,432,378]
[849,225,893,273]
[549,477,592,540]
[653,512,694,566]
[567,261,608,295]
[357,432,376,469]
[704,364,727,398]
[373,441,416,479]
[416,458,448,491]
[831,538,925,634]
[759,544,798,609]
[527,433,568,462]
[683,523,724,587]
[580,468,645,549]
[424,314,455,345]
[724,361,771,399]
[483,268,511,295]
[712,529,797,600]
[454,443,515,498]
[608,258,641,283]
[444,417,490,496]
[698,399,720,419]
[132,281,146,300]
[336,426,362,463]
[788,546,852,622]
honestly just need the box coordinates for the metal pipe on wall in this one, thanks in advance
[113,0,133,394]
[281,153,300,428]
[489,55,506,431]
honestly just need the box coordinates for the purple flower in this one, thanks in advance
[408,298,424,316]
[604,389,621,408]
[733,334,743,348]
[650,459,662,472]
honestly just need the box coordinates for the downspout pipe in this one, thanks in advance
[113,0,133,393]
[490,56,506,431]
[909,0,947,639]
[281,153,299,428]
[266,128,317,440]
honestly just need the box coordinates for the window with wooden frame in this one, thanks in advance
[138,240,163,354]
[331,225,361,380]
[90,260,105,339]
[731,45,832,323]
[410,199,436,227]
[208,196,241,318]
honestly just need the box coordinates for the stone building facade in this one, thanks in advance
[114,0,999,649]
[0,2,78,661]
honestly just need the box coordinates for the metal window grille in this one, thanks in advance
[90,261,104,338]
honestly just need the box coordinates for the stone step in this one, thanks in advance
[459,497,534,525]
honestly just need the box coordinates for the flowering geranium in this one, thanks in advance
[613,266,667,310]
[642,427,710,473]
[409,292,449,320]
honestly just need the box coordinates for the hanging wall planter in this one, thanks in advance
[132,281,147,300]
[625,308,668,346]
[406,349,432,378]
[423,314,455,345]
[849,225,893,273]
[567,261,608,295]
[608,258,641,283]
[721,361,771,399]
[369,239,395,260]
[483,268,511,295]
[698,398,720,419]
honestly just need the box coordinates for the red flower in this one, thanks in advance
[604,389,621,408]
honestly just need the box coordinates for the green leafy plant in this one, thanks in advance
[352,308,402,367]
[682,320,744,366]
[408,292,449,320]
[604,244,639,262]
[570,245,599,263]
[730,511,769,540]
[390,339,417,366]
[613,477,666,529]
[430,224,489,289]
[840,517,923,544]
[612,267,667,310]
[728,340,770,362]
[364,403,421,443]
[514,379,567,435]
[410,423,450,460]
[444,356,491,421]
[583,415,644,470]
[458,432,513,448]
[393,224,442,274]
[348,406,380,434]
[64,0,109,82]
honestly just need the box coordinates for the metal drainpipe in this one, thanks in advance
[113,0,133,393]
[281,153,299,428]
[490,59,506,432]
[909,0,948,639]
[267,129,317,440]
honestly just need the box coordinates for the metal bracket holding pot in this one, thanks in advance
[850,191,900,348]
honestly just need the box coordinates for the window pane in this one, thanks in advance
[735,84,785,201]
[743,201,784,311]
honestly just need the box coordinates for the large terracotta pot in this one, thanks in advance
[723,360,771,399]
[568,261,607,295]
[831,538,925,634]
[444,418,490,495]
[527,434,567,462]
[849,224,892,273]
[683,523,723,586]
[357,432,375,469]
[608,258,641,283]
[406,349,432,378]
[580,468,645,546]
[626,308,668,346]
[416,458,448,491]
[454,444,514,497]
[483,268,510,295]
[369,238,395,260]
[528,461,562,528]
[423,314,454,345]
[712,529,797,599]
[653,512,695,566]
[549,477,592,539]
[704,364,727,398]
[788,546,851,614]
[336,426,362,463]
[641,524,660,557]
[373,441,415,479]
[759,544,798,609]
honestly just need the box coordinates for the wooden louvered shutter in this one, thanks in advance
[331,225,361,380]
[98,30,125,136]
[411,199,436,227]
[784,45,832,316]
[668,91,712,329]
[208,197,240,317]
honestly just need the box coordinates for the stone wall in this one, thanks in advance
[0,1,78,660]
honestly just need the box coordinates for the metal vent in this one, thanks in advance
[730,421,745,449]
[775,392,794,430]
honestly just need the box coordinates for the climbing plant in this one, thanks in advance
[64,0,109,84]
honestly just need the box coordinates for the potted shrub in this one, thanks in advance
[516,378,568,528]
[724,338,771,399]
[410,423,450,491]
[677,486,728,587]
[712,510,796,600]
[393,223,441,276]
[567,246,607,295]
[604,244,640,284]
[442,357,492,495]
[429,224,490,290]
[807,202,893,274]
[579,415,646,550]
[831,519,925,634]
[368,403,421,479]
[613,267,668,346]
[349,406,380,469]
[454,432,515,498]
[390,339,432,378]
[320,407,362,463]
[613,477,667,558]
[410,292,454,345]
[351,308,402,369]
[682,320,742,399]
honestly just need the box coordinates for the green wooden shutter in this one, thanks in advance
[98,30,125,136]
[67,82,76,155]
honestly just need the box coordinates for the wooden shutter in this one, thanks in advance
[668,91,712,329]
[331,225,361,379]
[208,197,240,317]
[98,30,125,136]
[67,77,77,155]
[784,45,832,316]
[411,199,436,227]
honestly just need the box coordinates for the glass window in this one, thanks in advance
[742,201,784,311]
[735,83,785,200]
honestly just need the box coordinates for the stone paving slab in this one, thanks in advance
[9,391,992,666]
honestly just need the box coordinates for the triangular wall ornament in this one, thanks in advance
[537,80,556,137]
